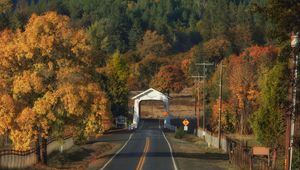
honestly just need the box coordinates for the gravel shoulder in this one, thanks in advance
[165,132,238,170]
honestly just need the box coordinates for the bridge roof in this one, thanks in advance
[131,88,170,100]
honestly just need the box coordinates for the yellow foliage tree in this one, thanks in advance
[0,12,111,152]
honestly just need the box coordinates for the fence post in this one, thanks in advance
[35,136,41,163]
[41,137,47,165]
[250,155,253,170]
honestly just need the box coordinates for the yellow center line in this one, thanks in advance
[136,137,150,170]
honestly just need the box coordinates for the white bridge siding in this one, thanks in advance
[132,88,169,128]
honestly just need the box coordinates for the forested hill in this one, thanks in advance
[1,0,269,89]
[4,0,264,53]
[1,0,296,115]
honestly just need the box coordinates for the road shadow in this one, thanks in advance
[86,129,133,144]
[86,139,128,144]
[97,151,228,161]
[173,152,228,160]
[103,129,133,135]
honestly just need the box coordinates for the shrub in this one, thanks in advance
[292,139,300,169]
[175,126,185,139]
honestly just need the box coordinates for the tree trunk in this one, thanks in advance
[41,137,47,165]
[272,148,277,169]
[36,135,41,162]
[240,110,244,135]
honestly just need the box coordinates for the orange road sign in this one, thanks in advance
[163,111,169,116]
[182,119,189,126]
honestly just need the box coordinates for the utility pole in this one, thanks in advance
[285,32,299,170]
[290,50,298,170]
[195,62,214,131]
[218,61,224,149]
[191,75,204,133]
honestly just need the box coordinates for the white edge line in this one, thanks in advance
[100,133,133,170]
[139,120,144,129]
[162,130,178,170]
[158,119,161,129]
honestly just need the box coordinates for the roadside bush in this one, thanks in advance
[175,126,185,139]
[292,139,300,169]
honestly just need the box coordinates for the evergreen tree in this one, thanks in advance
[128,21,143,50]
[250,62,288,168]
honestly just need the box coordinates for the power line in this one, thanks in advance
[191,62,214,133]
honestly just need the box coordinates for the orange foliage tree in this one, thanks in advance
[0,12,111,151]
[211,99,237,133]
[203,38,231,63]
[137,30,171,57]
[228,45,277,134]
[150,65,186,95]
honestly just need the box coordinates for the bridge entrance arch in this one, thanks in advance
[131,88,169,128]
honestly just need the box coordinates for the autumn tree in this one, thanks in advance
[202,38,231,63]
[206,58,236,133]
[136,54,169,89]
[150,65,185,95]
[0,12,111,156]
[228,45,277,134]
[211,99,237,133]
[181,56,192,77]
[137,30,171,57]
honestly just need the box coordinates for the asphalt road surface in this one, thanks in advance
[100,119,177,170]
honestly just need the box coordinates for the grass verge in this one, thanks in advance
[30,142,115,170]
[166,132,238,170]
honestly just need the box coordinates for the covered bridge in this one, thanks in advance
[131,88,170,128]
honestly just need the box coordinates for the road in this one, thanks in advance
[100,119,177,170]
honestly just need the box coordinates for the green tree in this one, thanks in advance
[230,3,254,53]
[87,18,119,54]
[0,0,12,30]
[253,0,300,41]
[0,0,11,14]
[197,0,230,41]
[105,51,129,116]
[128,21,143,50]
[250,62,288,169]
